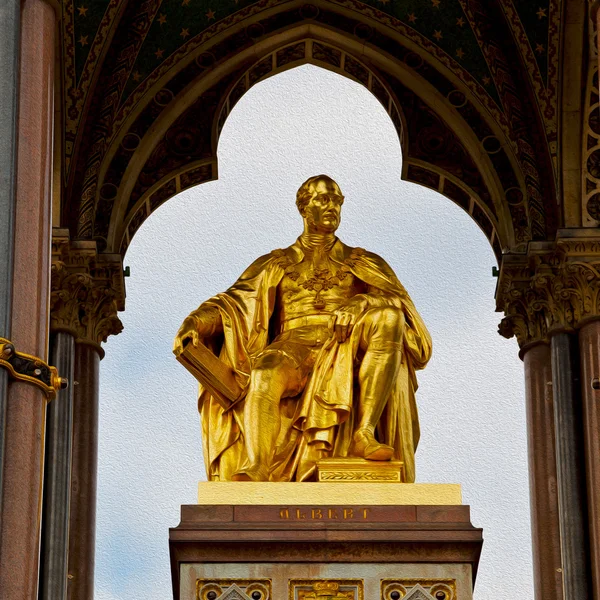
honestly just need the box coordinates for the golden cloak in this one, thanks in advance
[192,238,432,482]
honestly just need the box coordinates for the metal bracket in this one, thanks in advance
[0,337,68,401]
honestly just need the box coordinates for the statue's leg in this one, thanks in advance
[233,351,302,481]
[353,307,404,460]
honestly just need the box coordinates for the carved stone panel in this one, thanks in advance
[196,579,271,600]
[381,579,456,600]
[289,579,363,600]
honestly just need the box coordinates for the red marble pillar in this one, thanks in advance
[0,0,55,598]
[67,342,101,600]
[522,344,564,600]
[579,320,600,600]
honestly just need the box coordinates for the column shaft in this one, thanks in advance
[579,321,600,600]
[522,344,563,600]
[67,343,101,600]
[0,1,55,598]
[40,332,76,600]
[551,332,591,599]
[0,0,21,520]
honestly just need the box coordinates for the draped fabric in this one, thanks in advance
[191,238,432,482]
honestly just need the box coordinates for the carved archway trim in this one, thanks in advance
[94,30,522,261]
[68,1,558,263]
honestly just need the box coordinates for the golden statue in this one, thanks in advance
[173,175,432,482]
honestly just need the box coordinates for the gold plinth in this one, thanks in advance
[197,482,462,505]
[315,458,404,482]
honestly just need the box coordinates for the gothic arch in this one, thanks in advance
[106,34,513,259]
[63,1,557,263]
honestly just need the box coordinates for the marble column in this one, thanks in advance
[0,0,55,598]
[40,332,76,600]
[522,343,563,600]
[50,233,124,600]
[67,342,101,600]
[551,332,591,599]
[579,320,600,600]
[0,0,21,518]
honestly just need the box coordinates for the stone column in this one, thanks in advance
[496,238,599,600]
[48,231,125,600]
[579,320,600,600]
[497,253,565,600]
[40,331,75,600]
[0,1,55,598]
[0,0,20,513]
[522,343,563,600]
[68,342,101,600]
[551,332,591,599]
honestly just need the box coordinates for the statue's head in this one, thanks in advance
[296,175,344,233]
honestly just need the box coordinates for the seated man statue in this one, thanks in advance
[173,175,432,482]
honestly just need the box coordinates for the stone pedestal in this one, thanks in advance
[169,484,482,600]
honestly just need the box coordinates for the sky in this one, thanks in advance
[96,64,532,599]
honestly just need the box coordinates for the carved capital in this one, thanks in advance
[51,229,125,352]
[497,231,600,349]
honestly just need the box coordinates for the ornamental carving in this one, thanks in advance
[381,579,455,600]
[290,580,363,600]
[497,234,600,348]
[51,230,125,351]
[196,579,271,600]
[583,3,600,225]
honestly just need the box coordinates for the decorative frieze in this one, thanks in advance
[51,229,125,353]
[290,580,362,600]
[381,580,455,600]
[497,232,600,349]
[197,579,271,600]
[315,458,404,482]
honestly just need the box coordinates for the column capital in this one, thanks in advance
[50,229,125,355]
[497,229,600,349]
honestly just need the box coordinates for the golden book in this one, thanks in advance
[175,340,243,410]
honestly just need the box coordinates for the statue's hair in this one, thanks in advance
[296,175,340,213]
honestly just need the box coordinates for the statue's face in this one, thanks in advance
[303,179,344,233]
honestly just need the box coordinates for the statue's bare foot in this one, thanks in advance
[351,429,394,461]
[231,465,269,482]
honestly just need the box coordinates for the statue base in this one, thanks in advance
[171,483,482,600]
[315,458,405,482]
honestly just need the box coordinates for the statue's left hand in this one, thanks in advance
[173,316,200,355]
[333,295,369,343]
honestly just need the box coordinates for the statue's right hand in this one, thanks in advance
[173,316,200,356]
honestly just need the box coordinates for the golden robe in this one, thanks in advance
[193,238,432,482]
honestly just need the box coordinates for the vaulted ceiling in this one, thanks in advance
[59,0,573,259]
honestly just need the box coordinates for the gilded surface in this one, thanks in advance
[196,482,462,505]
[315,458,404,482]
[175,176,432,482]
[290,580,363,600]
[0,338,67,402]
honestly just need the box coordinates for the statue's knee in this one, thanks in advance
[374,306,404,330]
[251,352,286,383]
[254,350,285,370]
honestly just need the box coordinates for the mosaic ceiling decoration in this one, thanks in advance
[511,0,551,84]
[71,0,114,80]
[120,0,501,104]
[65,0,558,130]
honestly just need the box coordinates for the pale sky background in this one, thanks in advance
[96,65,532,599]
